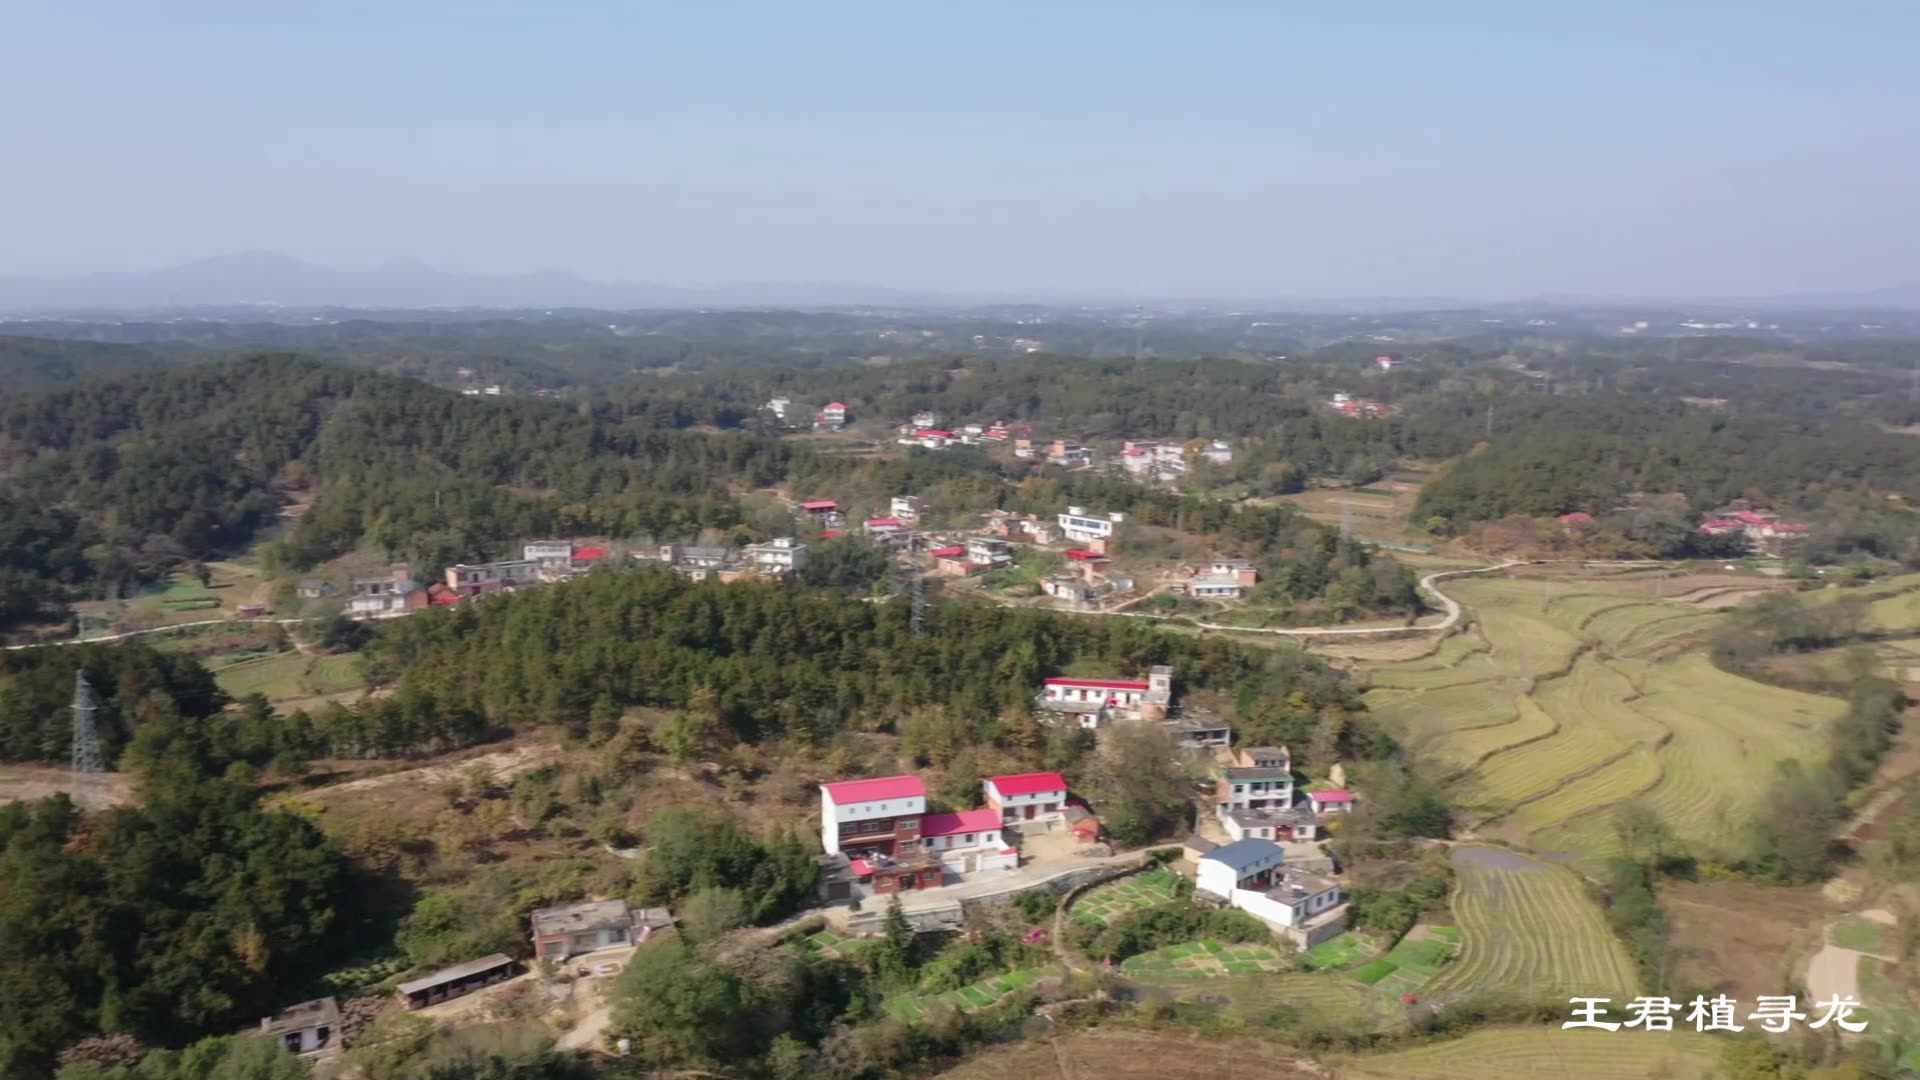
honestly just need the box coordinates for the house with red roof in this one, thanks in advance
[864,517,905,538]
[929,545,971,576]
[984,772,1069,825]
[1557,511,1595,526]
[1307,790,1355,815]
[814,402,849,431]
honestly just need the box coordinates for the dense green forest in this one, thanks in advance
[0,681,356,1079]
[218,567,1366,763]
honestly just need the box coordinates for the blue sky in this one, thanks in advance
[4,2,1916,299]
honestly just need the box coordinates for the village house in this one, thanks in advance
[1195,837,1286,900]
[1163,707,1232,748]
[1307,789,1355,815]
[1057,506,1124,544]
[818,775,945,893]
[259,997,340,1058]
[911,409,942,429]
[988,510,1057,545]
[917,808,1018,874]
[296,578,334,599]
[744,537,808,575]
[864,516,906,539]
[1202,440,1233,465]
[1173,559,1261,600]
[395,954,521,1011]
[348,567,425,616]
[966,536,1013,569]
[891,495,926,522]
[1220,803,1320,843]
[1041,575,1097,604]
[571,545,609,569]
[814,402,849,431]
[1045,440,1096,468]
[445,558,538,597]
[1063,804,1101,843]
[1699,508,1811,555]
[930,545,971,576]
[1194,839,1348,949]
[523,540,573,569]
[765,396,792,422]
[425,582,461,606]
[799,499,845,527]
[984,771,1069,825]
[1037,674,1150,728]
[1217,746,1295,815]
[530,899,673,961]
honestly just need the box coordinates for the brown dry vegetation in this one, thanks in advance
[0,764,133,811]
[931,1027,1327,1080]
[1661,880,1831,1003]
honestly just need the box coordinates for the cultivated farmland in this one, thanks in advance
[1422,846,1638,1002]
[1361,572,1849,865]
[1334,1026,1718,1080]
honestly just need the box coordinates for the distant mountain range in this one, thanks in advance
[0,252,1914,314]
[0,253,974,313]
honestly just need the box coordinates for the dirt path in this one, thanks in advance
[1806,943,1865,1004]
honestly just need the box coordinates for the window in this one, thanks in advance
[896,818,918,831]
[964,833,975,844]
[315,1026,331,1048]
[285,1034,303,1052]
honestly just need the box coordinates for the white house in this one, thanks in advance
[1058,506,1124,543]
[966,537,1013,569]
[260,997,340,1058]
[984,772,1068,824]
[891,495,926,522]
[744,537,808,574]
[1229,866,1348,941]
[1195,837,1286,900]
[1195,840,1347,949]
[1217,746,1294,813]
[1307,790,1355,815]
[819,775,927,858]
[864,517,905,538]
[1220,804,1319,843]
[912,410,942,429]
[918,808,1017,873]
[347,569,421,616]
[523,540,573,566]
[766,396,792,421]
[1203,440,1233,465]
[1040,676,1149,712]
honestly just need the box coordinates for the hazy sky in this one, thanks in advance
[5,2,1917,299]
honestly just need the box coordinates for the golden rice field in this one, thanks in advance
[1335,1025,1718,1080]
[1363,574,1849,864]
[1422,847,1638,1002]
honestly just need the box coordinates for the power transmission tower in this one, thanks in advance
[71,671,103,776]
[909,557,927,638]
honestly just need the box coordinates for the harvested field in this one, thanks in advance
[1360,571,1848,865]
[1423,846,1637,1002]
[1334,1026,1718,1079]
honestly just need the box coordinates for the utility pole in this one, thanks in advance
[1485,400,1495,440]
[71,671,103,777]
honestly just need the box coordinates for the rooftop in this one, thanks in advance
[395,954,517,997]
[1043,676,1149,691]
[530,898,632,936]
[1202,837,1285,872]
[260,997,341,1035]
[1267,865,1340,900]
[1222,766,1295,782]
[1308,790,1354,803]
[822,774,926,803]
[919,807,1002,839]
[930,545,966,557]
[1226,804,1316,829]
[988,771,1068,797]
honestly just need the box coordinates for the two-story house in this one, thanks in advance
[984,771,1068,825]
[348,568,425,616]
[744,537,808,575]
[1057,506,1123,544]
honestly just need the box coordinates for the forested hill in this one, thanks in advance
[0,336,183,393]
[0,351,1417,627]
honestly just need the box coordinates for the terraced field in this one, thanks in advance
[1335,1026,1718,1080]
[1422,847,1637,1002]
[1362,572,1850,864]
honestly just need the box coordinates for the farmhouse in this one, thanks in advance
[864,517,905,538]
[814,402,849,431]
[1040,675,1149,713]
[523,540,574,568]
[1307,789,1355,815]
[743,537,808,574]
[348,568,425,616]
[445,558,538,597]
[987,510,1057,545]
[1195,837,1286,899]
[799,499,844,527]
[911,410,942,429]
[820,775,929,859]
[984,771,1069,824]
[1041,576,1098,604]
[930,546,972,576]
[1195,839,1348,949]
[966,536,1013,569]
[1163,707,1232,748]
[1057,506,1124,543]
[891,495,926,521]
[395,953,521,1010]
[1216,746,1294,815]
[1220,803,1319,843]
[259,997,340,1058]
[765,395,792,421]
[530,899,672,961]
[917,808,1018,873]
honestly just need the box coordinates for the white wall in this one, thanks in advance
[1232,887,1300,928]
[821,790,928,856]
[987,785,1065,815]
[924,827,1002,851]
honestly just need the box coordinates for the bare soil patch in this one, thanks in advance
[932,1027,1326,1080]
[0,764,133,811]
[1663,880,1830,1003]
